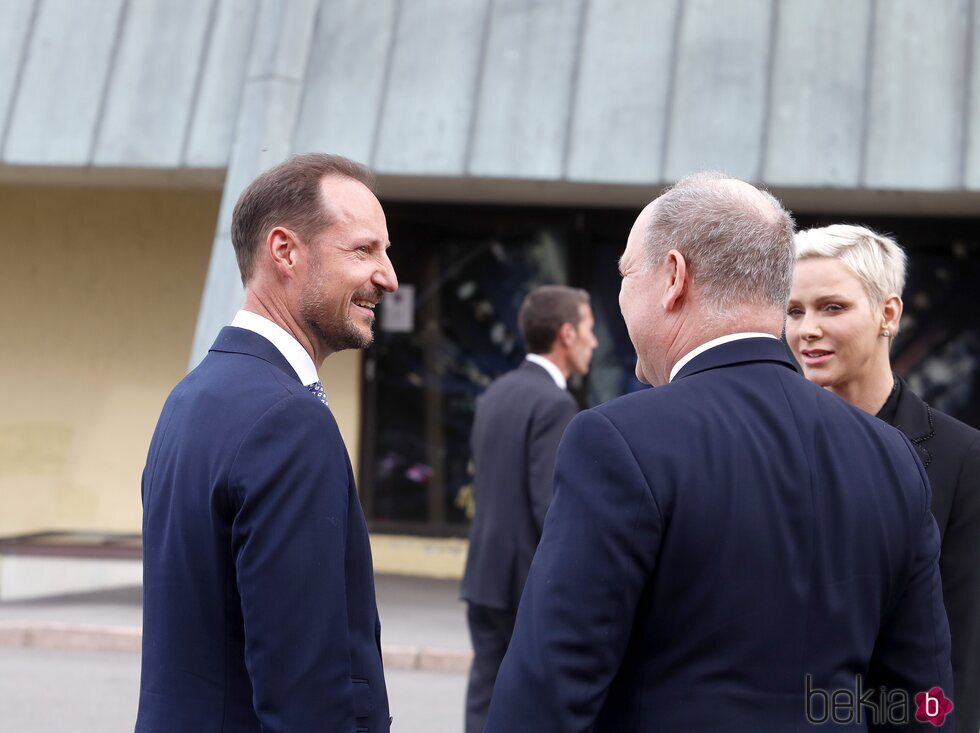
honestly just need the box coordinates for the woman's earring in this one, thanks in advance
[882,329,890,338]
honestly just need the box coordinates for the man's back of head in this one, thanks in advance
[518,285,597,380]
[619,172,795,385]
[484,174,951,733]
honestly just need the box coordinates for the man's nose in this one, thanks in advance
[374,252,398,293]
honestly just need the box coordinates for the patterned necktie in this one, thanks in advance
[307,381,329,407]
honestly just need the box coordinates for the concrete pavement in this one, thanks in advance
[0,647,467,733]
[0,574,473,672]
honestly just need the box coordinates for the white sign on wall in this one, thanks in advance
[381,284,415,333]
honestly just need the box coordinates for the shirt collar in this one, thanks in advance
[525,354,567,390]
[231,310,320,386]
[669,332,779,383]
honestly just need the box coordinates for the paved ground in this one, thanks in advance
[0,647,467,732]
[0,574,470,651]
[376,574,469,651]
[0,574,472,731]
[0,647,140,732]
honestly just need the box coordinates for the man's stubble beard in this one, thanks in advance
[299,257,375,354]
[306,304,372,354]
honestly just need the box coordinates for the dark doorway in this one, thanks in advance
[361,203,980,536]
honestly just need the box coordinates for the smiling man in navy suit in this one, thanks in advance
[485,173,953,732]
[137,154,397,732]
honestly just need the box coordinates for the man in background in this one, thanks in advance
[461,285,598,733]
[486,173,953,732]
[137,154,397,732]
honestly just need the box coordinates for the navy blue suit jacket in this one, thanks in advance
[136,327,389,732]
[486,338,953,732]
[462,360,579,611]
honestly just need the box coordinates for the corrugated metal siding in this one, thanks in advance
[3,0,980,193]
[764,0,871,188]
[663,0,775,181]
[566,0,681,184]
[180,0,258,169]
[864,0,971,190]
[466,0,587,179]
[292,0,398,165]
[3,0,126,165]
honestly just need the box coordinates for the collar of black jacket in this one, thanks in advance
[886,376,934,468]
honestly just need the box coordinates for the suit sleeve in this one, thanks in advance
[526,394,579,534]
[229,394,357,732]
[868,442,954,732]
[939,435,980,733]
[486,408,662,733]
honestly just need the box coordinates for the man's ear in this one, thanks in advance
[882,293,903,334]
[557,322,576,347]
[267,226,300,276]
[662,249,688,311]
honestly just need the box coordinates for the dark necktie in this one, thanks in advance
[307,381,329,407]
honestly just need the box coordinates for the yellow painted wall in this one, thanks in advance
[320,349,362,473]
[370,533,467,579]
[0,185,220,536]
[0,183,366,539]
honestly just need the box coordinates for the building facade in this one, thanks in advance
[2,0,979,543]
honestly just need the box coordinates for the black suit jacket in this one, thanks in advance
[487,338,952,732]
[885,377,980,733]
[461,360,578,611]
[137,327,389,732]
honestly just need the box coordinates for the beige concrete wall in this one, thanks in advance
[0,185,219,536]
[0,183,366,538]
[320,349,362,475]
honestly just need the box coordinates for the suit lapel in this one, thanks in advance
[890,377,934,469]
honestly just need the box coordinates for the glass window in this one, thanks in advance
[362,205,980,535]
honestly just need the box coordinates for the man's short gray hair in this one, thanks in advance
[644,172,796,309]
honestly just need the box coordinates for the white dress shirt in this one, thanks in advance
[525,353,568,390]
[669,332,778,383]
[231,310,320,386]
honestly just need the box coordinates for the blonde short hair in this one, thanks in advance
[793,224,907,305]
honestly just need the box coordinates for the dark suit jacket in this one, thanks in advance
[486,338,952,733]
[461,360,578,611]
[883,377,980,733]
[136,327,389,733]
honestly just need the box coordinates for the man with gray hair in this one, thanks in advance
[485,173,953,732]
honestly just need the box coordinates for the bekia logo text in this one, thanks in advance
[805,675,953,727]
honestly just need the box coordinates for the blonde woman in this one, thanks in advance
[786,224,980,732]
